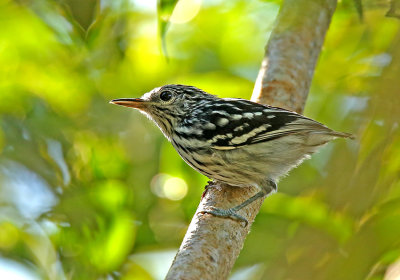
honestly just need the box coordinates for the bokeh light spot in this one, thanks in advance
[151,174,188,200]
[163,177,188,201]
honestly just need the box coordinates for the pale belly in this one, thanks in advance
[170,135,316,188]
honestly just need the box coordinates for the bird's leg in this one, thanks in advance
[200,180,277,227]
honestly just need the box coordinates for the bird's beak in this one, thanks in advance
[109,98,147,110]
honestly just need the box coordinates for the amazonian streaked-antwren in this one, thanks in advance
[110,84,353,225]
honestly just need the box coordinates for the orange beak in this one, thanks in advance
[109,98,147,110]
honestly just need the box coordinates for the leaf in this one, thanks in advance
[61,0,100,31]
[157,0,179,58]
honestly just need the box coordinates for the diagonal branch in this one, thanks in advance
[252,0,337,113]
[166,1,337,279]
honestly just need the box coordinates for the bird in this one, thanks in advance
[110,84,353,225]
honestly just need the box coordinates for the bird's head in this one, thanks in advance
[110,84,215,138]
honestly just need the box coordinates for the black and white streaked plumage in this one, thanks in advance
[110,84,353,225]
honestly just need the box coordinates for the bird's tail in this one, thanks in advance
[327,130,355,139]
[304,128,355,147]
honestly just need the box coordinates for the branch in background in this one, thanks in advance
[353,0,364,21]
[166,0,337,279]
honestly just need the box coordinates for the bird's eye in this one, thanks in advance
[160,90,173,102]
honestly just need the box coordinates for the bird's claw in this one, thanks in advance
[199,206,249,227]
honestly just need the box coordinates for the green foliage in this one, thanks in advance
[157,0,179,56]
[0,0,399,279]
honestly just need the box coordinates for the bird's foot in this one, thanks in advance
[199,206,248,227]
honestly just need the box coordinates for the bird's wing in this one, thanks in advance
[207,99,336,150]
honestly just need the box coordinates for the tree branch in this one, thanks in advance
[166,1,337,279]
[252,0,337,113]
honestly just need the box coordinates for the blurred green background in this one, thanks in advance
[0,0,399,279]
